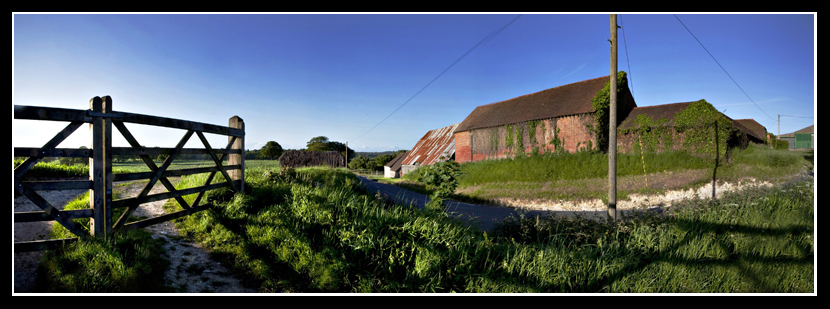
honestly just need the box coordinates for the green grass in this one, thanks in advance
[14,158,106,180]
[162,165,813,293]
[112,159,281,173]
[401,144,813,204]
[14,158,281,178]
[34,191,173,293]
[29,148,814,293]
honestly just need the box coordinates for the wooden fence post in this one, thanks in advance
[229,116,245,193]
[88,96,112,239]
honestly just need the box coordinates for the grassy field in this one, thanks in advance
[26,146,814,293]
[402,144,814,205]
[112,159,281,173]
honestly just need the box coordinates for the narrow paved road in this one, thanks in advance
[356,175,569,232]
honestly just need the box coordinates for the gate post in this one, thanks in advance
[89,96,113,238]
[228,116,245,193]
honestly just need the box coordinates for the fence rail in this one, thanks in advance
[13,96,244,252]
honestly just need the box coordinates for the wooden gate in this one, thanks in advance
[13,96,245,252]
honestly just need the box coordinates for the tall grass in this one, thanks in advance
[34,192,172,293]
[166,165,813,293]
[30,150,813,293]
[456,150,712,187]
[409,144,812,203]
[14,158,91,180]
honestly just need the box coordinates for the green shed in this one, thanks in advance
[794,133,813,149]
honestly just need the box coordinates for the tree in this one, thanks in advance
[348,155,373,170]
[260,141,284,160]
[373,153,397,171]
[305,136,354,160]
[244,149,261,160]
[59,146,89,166]
[306,136,330,152]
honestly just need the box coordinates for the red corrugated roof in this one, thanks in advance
[401,123,459,166]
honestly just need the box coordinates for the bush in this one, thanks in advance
[348,155,373,170]
[416,160,462,198]
[773,139,789,150]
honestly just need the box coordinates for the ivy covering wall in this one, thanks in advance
[591,71,630,153]
[618,99,749,163]
[470,119,554,160]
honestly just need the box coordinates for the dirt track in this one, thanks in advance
[13,179,256,294]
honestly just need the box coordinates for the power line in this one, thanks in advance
[673,14,776,123]
[780,114,814,119]
[619,14,633,95]
[350,14,523,143]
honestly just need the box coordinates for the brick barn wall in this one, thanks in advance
[454,131,473,163]
[457,113,598,163]
[555,114,596,153]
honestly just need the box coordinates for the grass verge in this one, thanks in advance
[29,145,814,293]
[401,144,813,205]
[163,165,813,293]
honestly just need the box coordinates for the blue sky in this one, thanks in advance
[13,13,815,153]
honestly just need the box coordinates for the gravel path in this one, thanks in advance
[13,178,257,294]
[357,175,783,232]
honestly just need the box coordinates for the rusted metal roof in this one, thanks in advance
[401,123,459,166]
[455,75,636,132]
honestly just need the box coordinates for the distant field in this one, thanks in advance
[113,159,281,173]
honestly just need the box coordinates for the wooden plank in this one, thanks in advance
[21,180,92,191]
[14,238,79,253]
[111,181,231,209]
[118,110,244,137]
[14,105,242,137]
[13,121,84,180]
[15,180,89,238]
[14,105,90,122]
[113,120,193,209]
[228,116,245,193]
[110,147,238,156]
[111,165,241,182]
[196,131,237,192]
[191,137,236,207]
[15,209,93,222]
[113,129,194,229]
[14,147,91,158]
[89,96,108,238]
[102,96,114,238]
[120,203,212,231]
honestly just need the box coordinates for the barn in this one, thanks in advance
[396,123,459,177]
[616,101,766,154]
[383,151,409,178]
[779,125,814,150]
[453,74,637,163]
[734,118,769,145]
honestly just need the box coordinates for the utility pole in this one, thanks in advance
[608,14,618,222]
[345,141,349,168]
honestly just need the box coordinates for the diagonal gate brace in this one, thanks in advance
[112,124,194,229]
